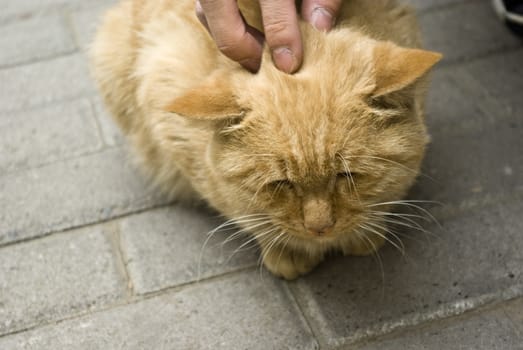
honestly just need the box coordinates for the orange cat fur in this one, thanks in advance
[91,0,441,279]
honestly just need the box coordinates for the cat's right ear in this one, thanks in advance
[164,75,246,120]
[372,42,442,97]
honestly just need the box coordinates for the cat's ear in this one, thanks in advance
[165,75,245,120]
[372,42,442,97]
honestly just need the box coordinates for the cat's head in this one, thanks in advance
[166,25,441,244]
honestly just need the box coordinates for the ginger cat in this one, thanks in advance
[91,0,441,279]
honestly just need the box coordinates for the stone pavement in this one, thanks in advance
[0,0,522,349]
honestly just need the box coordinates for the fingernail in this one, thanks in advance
[311,7,334,31]
[239,57,261,73]
[272,47,297,74]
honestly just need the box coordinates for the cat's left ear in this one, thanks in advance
[165,74,245,120]
[372,42,442,97]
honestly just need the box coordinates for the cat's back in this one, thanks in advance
[90,0,214,131]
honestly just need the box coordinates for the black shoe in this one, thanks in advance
[493,0,523,36]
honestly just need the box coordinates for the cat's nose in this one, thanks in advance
[305,221,336,237]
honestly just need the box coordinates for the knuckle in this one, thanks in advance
[264,19,292,38]
[316,0,343,10]
[215,33,245,58]
[307,0,342,16]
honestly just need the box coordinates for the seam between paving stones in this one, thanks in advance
[340,295,523,350]
[0,0,116,26]
[0,98,108,175]
[318,283,523,348]
[0,202,173,250]
[87,97,113,149]
[0,266,260,340]
[0,47,80,71]
[62,9,83,51]
[105,221,135,297]
[0,49,82,71]
[0,93,97,115]
[0,145,117,177]
[135,265,259,298]
[501,302,523,339]
[0,95,99,116]
[283,282,322,350]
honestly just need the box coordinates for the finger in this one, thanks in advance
[195,1,210,31]
[195,1,210,32]
[301,0,342,31]
[199,0,264,72]
[259,0,302,73]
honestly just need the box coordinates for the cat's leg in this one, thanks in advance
[259,240,323,280]
[342,233,386,257]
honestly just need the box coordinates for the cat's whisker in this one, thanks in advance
[337,152,360,202]
[367,210,426,230]
[276,234,293,269]
[364,220,406,255]
[197,214,271,280]
[208,214,270,235]
[219,218,271,235]
[370,210,432,223]
[259,231,287,272]
[365,211,438,247]
[225,227,279,264]
[368,199,442,205]
[220,220,272,246]
[367,200,442,228]
[359,222,405,256]
[246,181,270,211]
[355,228,385,286]
[368,214,437,238]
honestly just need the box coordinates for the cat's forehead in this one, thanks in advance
[243,106,367,180]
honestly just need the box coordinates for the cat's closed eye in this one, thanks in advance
[268,179,294,188]
[337,171,359,179]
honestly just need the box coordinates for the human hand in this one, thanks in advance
[196,0,342,73]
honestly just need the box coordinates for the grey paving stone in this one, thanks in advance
[0,53,95,113]
[0,0,116,25]
[406,0,476,12]
[424,51,523,132]
[503,298,523,336]
[418,1,520,62]
[0,227,126,336]
[424,67,492,129]
[289,197,523,347]
[0,99,103,173]
[460,49,523,119]
[410,110,523,211]
[0,13,76,68]
[354,304,523,350]
[119,206,258,294]
[0,148,167,245]
[406,54,523,215]
[0,272,318,350]
[92,95,125,146]
[69,2,115,50]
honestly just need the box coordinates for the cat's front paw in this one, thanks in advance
[261,245,322,280]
